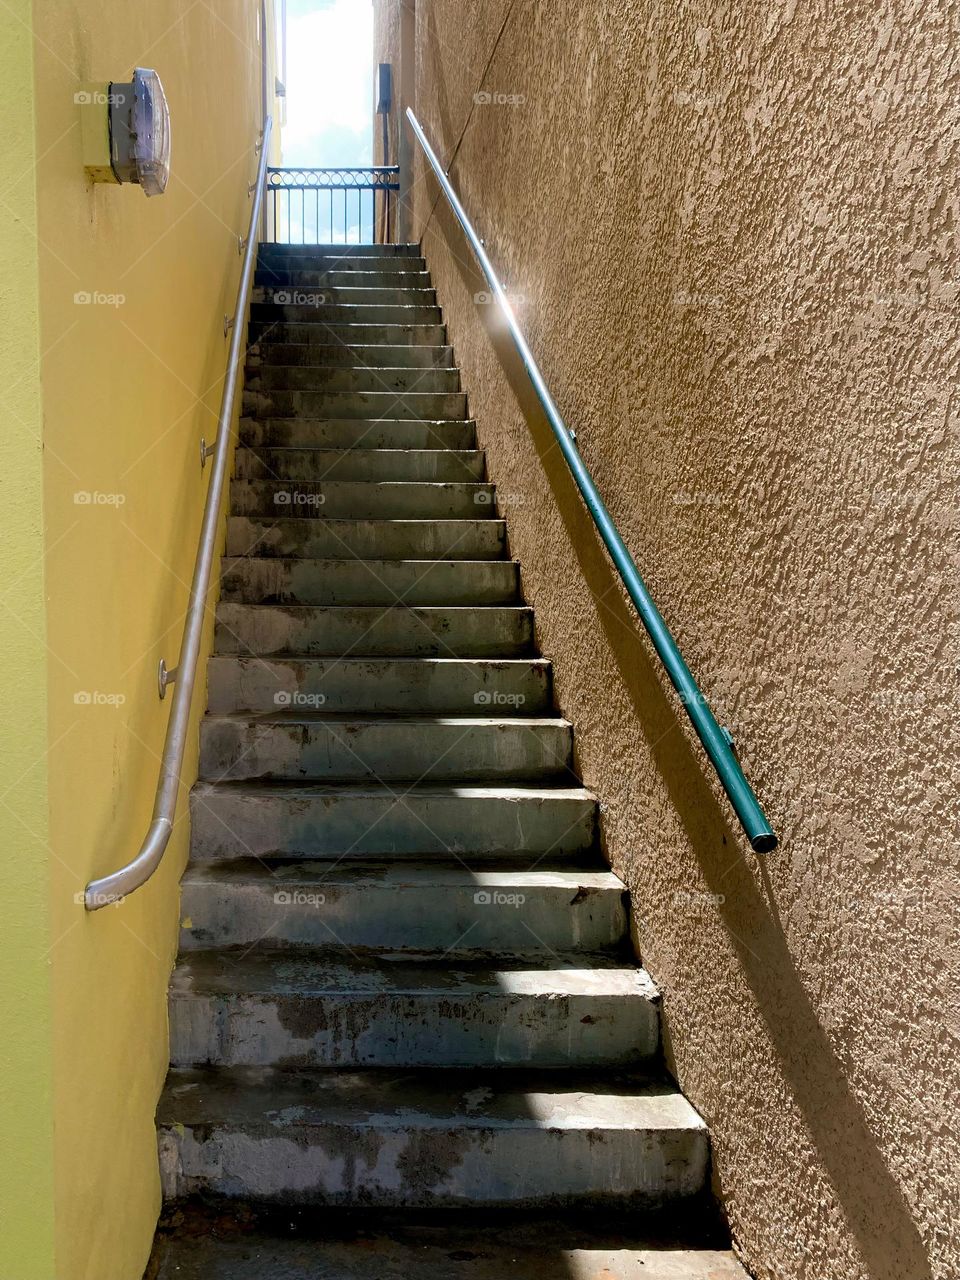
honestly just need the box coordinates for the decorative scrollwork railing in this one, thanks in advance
[265,166,400,245]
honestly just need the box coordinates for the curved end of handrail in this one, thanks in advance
[83,120,273,913]
[751,831,779,854]
[84,822,174,911]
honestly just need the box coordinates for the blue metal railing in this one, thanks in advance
[406,107,777,853]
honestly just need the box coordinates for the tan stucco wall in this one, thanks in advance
[376,2,960,1278]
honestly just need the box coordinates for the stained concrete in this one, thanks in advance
[218,556,518,607]
[157,1067,708,1206]
[168,950,660,1067]
[188,782,597,860]
[224,516,505,560]
[147,1205,749,1279]
[234,445,479,481]
[199,713,573,782]
[214,602,535,658]
[205,655,552,713]
[178,861,626,954]
[157,240,733,1264]
[230,477,495,519]
[238,417,476,448]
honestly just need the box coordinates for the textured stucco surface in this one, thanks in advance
[377,2,960,1278]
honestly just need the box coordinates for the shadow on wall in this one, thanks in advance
[421,193,933,1280]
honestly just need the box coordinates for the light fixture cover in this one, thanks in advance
[110,67,171,196]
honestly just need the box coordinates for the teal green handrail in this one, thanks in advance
[407,107,776,853]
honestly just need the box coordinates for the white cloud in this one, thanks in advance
[282,0,374,164]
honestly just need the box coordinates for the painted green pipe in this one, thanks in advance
[407,107,777,853]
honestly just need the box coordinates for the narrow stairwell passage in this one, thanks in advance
[147,243,750,1278]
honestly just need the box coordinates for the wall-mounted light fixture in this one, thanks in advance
[79,67,171,196]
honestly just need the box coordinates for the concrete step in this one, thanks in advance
[246,341,455,369]
[252,285,438,308]
[238,417,477,449]
[257,250,426,268]
[225,516,506,560]
[241,389,467,421]
[230,479,495,519]
[233,446,483,483]
[147,1206,750,1280]
[158,1067,709,1206]
[254,268,432,289]
[249,302,442,326]
[188,783,597,861]
[219,558,520,607]
[244,365,460,393]
[256,255,429,276]
[178,861,628,955]
[258,242,423,259]
[214,604,535,658]
[199,715,573,783]
[205,656,552,715]
[168,951,659,1069]
[247,321,446,346]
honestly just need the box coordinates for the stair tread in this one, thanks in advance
[193,781,595,799]
[237,446,477,455]
[209,653,549,673]
[172,949,657,998]
[148,1207,748,1280]
[217,603,531,613]
[232,479,491,486]
[202,712,571,726]
[181,858,621,888]
[224,555,506,563]
[159,1065,705,1132]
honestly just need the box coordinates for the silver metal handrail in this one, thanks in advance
[85,117,274,910]
[406,107,777,853]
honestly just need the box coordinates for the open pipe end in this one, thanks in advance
[751,832,778,854]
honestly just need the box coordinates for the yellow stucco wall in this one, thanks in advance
[377,2,959,1279]
[0,2,277,1277]
[0,2,55,1276]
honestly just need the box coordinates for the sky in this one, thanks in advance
[281,0,375,168]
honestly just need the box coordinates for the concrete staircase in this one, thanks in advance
[149,243,748,1279]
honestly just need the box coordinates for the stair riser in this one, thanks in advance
[179,875,628,955]
[256,257,428,277]
[247,342,455,369]
[252,286,437,308]
[249,303,442,325]
[254,270,430,290]
[225,517,506,560]
[230,480,494,519]
[158,1124,709,1207]
[233,448,483,483]
[242,390,467,421]
[244,367,460,393]
[168,992,658,1069]
[247,323,446,346]
[219,560,519,608]
[199,720,572,783]
[205,658,551,716]
[257,244,423,260]
[214,604,535,658]
[188,790,596,861]
[238,419,476,449]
